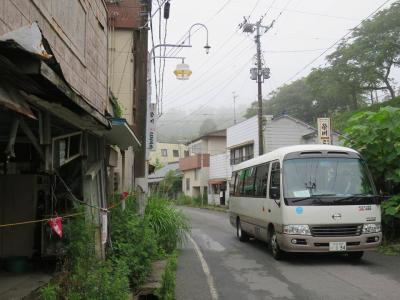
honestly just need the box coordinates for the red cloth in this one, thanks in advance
[48,217,63,238]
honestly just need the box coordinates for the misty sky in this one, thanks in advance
[149,0,397,125]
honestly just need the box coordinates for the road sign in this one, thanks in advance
[317,118,331,145]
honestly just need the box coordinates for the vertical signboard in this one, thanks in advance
[147,103,157,152]
[145,54,156,160]
[317,118,331,144]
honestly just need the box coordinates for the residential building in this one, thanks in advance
[149,142,188,166]
[208,114,341,205]
[106,0,150,205]
[179,129,226,198]
[148,162,182,198]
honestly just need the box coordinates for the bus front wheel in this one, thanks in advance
[270,229,285,260]
[237,219,249,242]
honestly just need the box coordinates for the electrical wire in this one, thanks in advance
[164,39,254,106]
[282,0,392,85]
[171,56,254,124]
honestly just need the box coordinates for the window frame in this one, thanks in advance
[173,149,179,157]
[269,160,281,200]
[161,149,168,157]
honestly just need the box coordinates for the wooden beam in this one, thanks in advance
[19,118,45,161]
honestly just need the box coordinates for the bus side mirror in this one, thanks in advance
[270,187,280,200]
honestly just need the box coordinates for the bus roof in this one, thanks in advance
[233,144,359,171]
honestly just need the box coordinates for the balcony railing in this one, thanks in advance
[179,154,210,171]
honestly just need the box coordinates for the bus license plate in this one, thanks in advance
[329,242,346,251]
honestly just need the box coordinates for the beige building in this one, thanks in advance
[107,1,149,193]
[179,130,226,198]
[149,142,188,166]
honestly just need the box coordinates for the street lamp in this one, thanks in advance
[174,59,192,80]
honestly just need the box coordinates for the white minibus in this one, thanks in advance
[229,145,382,260]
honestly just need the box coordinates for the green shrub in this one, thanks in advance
[192,196,202,206]
[176,194,192,206]
[108,197,158,289]
[145,197,190,254]
[343,106,400,240]
[67,258,129,300]
[40,283,59,300]
[156,251,178,300]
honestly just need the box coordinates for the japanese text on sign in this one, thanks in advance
[317,118,331,145]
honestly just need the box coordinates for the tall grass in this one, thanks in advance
[145,197,190,253]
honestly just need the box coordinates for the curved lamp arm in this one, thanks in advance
[188,23,211,54]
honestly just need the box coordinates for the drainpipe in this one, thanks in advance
[121,149,126,210]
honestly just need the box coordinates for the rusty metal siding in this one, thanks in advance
[107,0,148,29]
[0,0,108,115]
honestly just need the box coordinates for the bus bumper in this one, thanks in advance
[278,232,382,252]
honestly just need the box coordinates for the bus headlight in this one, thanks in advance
[362,223,381,234]
[283,225,311,235]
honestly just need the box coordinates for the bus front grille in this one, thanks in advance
[310,224,362,237]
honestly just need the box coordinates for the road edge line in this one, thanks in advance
[187,234,219,300]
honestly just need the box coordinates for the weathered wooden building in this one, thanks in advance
[0,0,145,275]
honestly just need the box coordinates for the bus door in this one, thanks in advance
[266,161,282,227]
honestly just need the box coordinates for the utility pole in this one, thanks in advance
[240,17,274,156]
[232,92,238,124]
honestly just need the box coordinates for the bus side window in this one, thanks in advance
[243,167,256,196]
[235,170,245,196]
[255,163,270,197]
[230,172,237,196]
[269,162,281,199]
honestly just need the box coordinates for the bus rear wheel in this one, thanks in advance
[237,219,249,242]
[270,229,285,260]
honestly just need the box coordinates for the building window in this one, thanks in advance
[194,169,198,180]
[186,178,190,191]
[184,150,189,157]
[161,149,168,157]
[173,149,179,157]
[230,144,254,165]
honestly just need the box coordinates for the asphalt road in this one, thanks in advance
[176,206,400,300]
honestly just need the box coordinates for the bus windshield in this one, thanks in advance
[283,157,376,201]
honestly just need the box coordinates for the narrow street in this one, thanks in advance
[176,207,400,300]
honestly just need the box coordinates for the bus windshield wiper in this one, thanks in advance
[291,194,337,203]
[333,194,374,203]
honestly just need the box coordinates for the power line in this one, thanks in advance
[282,0,392,85]
[164,39,254,106]
[172,56,254,124]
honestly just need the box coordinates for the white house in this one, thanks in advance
[207,114,341,205]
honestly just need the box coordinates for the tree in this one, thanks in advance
[198,118,217,136]
[328,1,400,100]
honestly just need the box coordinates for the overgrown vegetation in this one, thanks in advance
[155,251,178,300]
[343,106,400,244]
[40,195,189,299]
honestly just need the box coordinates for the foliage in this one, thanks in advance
[40,283,59,300]
[199,118,218,136]
[157,170,182,199]
[245,1,400,123]
[145,197,190,254]
[154,158,165,170]
[111,95,124,118]
[333,97,400,131]
[155,251,178,300]
[66,258,130,300]
[176,194,193,205]
[54,211,131,300]
[343,106,400,239]
[378,242,400,256]
[108,197,158,289]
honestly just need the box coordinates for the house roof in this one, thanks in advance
[148,162,181,183]
[187,129,226,145]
